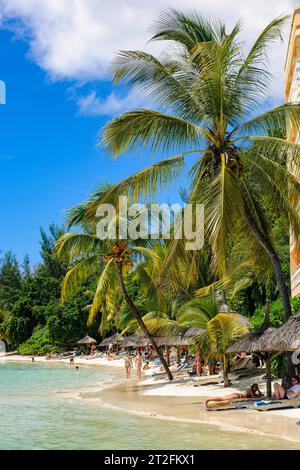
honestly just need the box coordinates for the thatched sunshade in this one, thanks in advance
[77,335,97,345]
[230,312,250,327]
[226,301,277,398]
[153,336,194,347]
[183,327,205,338]
[99,333,124,347]
[226,327,277,398]
[264,311,300,352]
[122,333,148,347]
[226,327,277,354]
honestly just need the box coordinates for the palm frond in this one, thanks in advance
[55,233,103,262]
[101,109,210,156]
[88,259,115,326]
[61,256,99,302]
[233,103,300,136]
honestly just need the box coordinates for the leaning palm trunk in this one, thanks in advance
[116,264,174,381]
[222,354,230,388]
[243,205,295,386]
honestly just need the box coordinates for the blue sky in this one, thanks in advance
[0,28,188,265]
[0,0,295,266]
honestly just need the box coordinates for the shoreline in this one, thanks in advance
[3,354,300,446]
[1,353,125,368]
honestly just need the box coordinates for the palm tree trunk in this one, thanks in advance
[116,264,174,381]
[223,354,230,387]
[243,205,291,321]
[265,354,272,398]
[243,205,294,386]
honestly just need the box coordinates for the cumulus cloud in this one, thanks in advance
[0,0,295,112]
[76,88,150,116]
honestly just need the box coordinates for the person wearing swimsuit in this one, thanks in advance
[135,351,143,380]
[204,383,263,406]
[273,376,300,400]
[124,352,133,379]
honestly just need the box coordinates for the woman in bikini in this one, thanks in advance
[204,383,263,406]
[135,350,143,380]
[124,352,133,379]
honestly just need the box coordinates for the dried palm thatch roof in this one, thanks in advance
[183,327,205,338]
[226,327,277,354]
[99,333,124,347]
[122,333,148,347]
[230,311,250,327]
[227,310,300,354]
[153,336,194,347]
[265,311,300,352]
[77,335,97,345]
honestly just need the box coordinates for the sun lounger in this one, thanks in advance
[206,397,260,411]
[192,374,223,386]
[151,363,188,378]
[254,396,300,411]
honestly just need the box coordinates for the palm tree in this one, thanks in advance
[96,12,300,382]
[55,229,174,380]
[176,300,248,386]
[200,313,248,387]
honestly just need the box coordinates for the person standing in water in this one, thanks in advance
[124,352,133,379]
[135,350,143,380]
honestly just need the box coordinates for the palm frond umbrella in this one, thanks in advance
[183,327,205,338]
[77,335,97,354]
[99,333,124,347]
[77,335,97,345]
[154,336,194,347]
[227,301,276,397]
[122,333,148,348]
[264,311,300,352]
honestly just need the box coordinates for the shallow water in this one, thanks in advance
[0,362,298,450]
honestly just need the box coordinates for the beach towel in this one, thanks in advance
[254,396,300,411]
[206,397,259,411]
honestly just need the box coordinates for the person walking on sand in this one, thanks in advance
[135,350,143,380]
[124,352,133,379]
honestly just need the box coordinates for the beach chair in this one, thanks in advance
[206,397,261,411]
[254,396,300,411]
[151,362,188,379]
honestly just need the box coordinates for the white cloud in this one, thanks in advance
[0,0,296,112]
[76,88,150,116]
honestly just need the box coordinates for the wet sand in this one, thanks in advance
[81,378,300,446]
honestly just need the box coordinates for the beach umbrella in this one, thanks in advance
[122,333,148,348]
[153,336,194,347]
[183,327,205,338]
[226,302,277,397]
[99,333,124,347]
[77,335,97,345]
[263,311,300,352]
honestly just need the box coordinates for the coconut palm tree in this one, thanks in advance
[55,229,174,380]
[97,10,300,335]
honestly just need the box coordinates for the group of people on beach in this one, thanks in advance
[204,375,300,406]
[124,351,149,380]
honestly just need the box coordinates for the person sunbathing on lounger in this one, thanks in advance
[204,383,263,406]
[273,376,300,400]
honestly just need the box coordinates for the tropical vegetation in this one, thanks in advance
[1,10,300,386]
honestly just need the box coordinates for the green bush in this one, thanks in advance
[18,325,61,356]
[250,297,300,330]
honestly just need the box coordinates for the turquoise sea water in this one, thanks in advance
[0,361,298,450]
